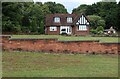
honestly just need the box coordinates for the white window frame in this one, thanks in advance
[50,26,57,31]
[78,25,87,31]
[60,26,72,35]
[67,17,72,23]
[54,17,60,23]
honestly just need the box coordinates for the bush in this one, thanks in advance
[90,29,97,34]
[96,26,104,34]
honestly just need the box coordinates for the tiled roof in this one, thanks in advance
[45,13,90,26]
[45,13,77,26]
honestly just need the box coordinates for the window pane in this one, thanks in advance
[50,26,57,31]
[67,17,72,23]
[54,17,60,23]
[78,25,87,30]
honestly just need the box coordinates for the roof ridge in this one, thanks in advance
[47,13,77,15]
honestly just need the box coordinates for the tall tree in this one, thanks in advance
[116,1,120,31]
[2,2,68,34]
[72,4,88,14]
[2,2,24,32]
[44,2,67,14]
[72,1,118,31]
[87,15,105,29]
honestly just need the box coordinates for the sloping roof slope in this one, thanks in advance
[45,13,89,26]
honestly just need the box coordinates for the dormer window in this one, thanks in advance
[67,17,72,23]
[54,17,60,23]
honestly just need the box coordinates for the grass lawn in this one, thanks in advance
[2,51,118,77]
[11,35,119,43]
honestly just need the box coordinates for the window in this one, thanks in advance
[54,17,60,23]
[50,26,57,31]
[78,25,87,30]
[67,17,72,23]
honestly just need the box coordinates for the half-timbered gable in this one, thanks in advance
[75,14,90,31]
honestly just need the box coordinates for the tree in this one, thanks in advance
[44,2,67,14]
[54,3,67,13]
[97,20,105,27]
[96,2,117,29]
[116,1,120,31]
[2,2,68,34]
[86,3,99,15]
[72,1,118,31]
[96,26,104,34]
[87,15,105,29]
[72,4,88,14]
[2,2,23,33]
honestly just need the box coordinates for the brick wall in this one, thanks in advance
[46,26,60,35]
[1,35,119,54]
[45,25,89,35]
[73,25,90,35]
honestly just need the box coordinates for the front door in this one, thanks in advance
[60,26,72,35]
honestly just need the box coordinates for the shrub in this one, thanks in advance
[90,29,97,34]
[96,26,104,34]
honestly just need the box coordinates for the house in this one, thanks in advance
[45,13,90,35]
[104,27,116,35]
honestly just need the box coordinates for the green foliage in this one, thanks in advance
[90,26,104,35]
[72,4,88,14]
[87,15,105,29]
[2,3,23,32]
[54,3,67,13]
[90,29,97,34]
[44,2,67,14]
[2,2,68,34]
[2,1,119,34]
[116,2,120,31]
[96,26,104,34]
[97,20,105,27]
[72,1,119,31]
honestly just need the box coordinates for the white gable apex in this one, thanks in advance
[76,15,89,25]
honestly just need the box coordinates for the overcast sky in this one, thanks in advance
[33,0,120,13]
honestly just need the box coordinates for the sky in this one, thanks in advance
[33,0,120,13]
